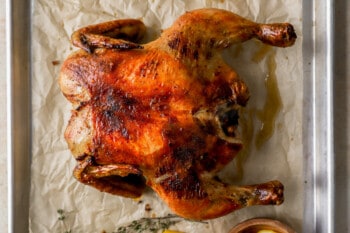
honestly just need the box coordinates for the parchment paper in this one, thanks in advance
[30,0,303,232]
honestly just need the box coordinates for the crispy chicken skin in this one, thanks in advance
[58,8,296,220]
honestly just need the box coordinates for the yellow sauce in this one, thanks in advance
[252,44,272,63]
[234,44,282,179]
[232,44,244,57]
[254,50,282,149]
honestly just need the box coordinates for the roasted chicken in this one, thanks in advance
[58,8,296,220]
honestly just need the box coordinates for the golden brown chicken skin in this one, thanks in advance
[59,8,296,220]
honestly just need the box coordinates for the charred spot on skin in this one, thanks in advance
[180,44,188,56]
[173,147,195,165]
[93,88,150,138]
[195,39,202,48]
[238,196,249,206]
[161,172,208,199]
[218,108,239,137]
[214,82,233,100]
[138,60,160,78]
[168,36,181,50]
[161,119,181,139]
[168,36,201,60]
[109,32,138,42]
[101,110,121,130]
[96,60,116,73]
[79,34,91,51]
[193,50,199,60]
[209,38,216,48]
[286,24,297,43]
[216,103,240,137]
[156,165,169,177]
[195,117,217,135]
[206,51,213,60]
[199,153,217,171]
[149,94,171,113]
[66,59,91,83]
[121,127,130,139]
[75,153,89,161]
[85,155,97,165]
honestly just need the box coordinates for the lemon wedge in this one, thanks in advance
[257,230,277,233]
[163,230,185,233]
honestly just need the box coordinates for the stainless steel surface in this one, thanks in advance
[302,0,334,233]
[6,0,32,232]
[6,0,338,232]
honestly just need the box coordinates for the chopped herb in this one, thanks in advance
[57,209,72,233]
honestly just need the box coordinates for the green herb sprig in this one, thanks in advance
[113,214,181,233]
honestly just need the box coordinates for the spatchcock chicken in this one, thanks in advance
[58,8,296,220]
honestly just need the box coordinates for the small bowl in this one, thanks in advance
[228,218,296,233]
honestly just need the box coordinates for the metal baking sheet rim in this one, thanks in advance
[6,0,335,233]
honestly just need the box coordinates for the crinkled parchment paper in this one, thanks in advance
[30,0,303,232]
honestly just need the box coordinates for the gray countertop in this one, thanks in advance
[0,0,349,232]
[333,1,350,232]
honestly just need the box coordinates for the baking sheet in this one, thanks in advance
[6,0,334,232]
[31,1,303,231]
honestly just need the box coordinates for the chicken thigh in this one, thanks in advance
[58,8,296,220]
